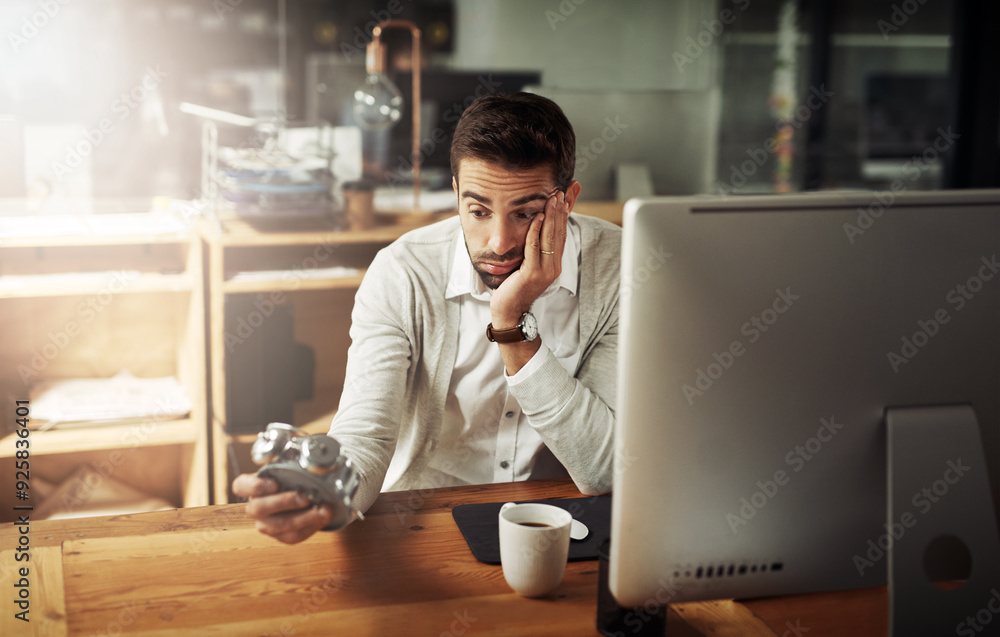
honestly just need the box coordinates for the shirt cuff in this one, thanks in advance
[506,342,553,386]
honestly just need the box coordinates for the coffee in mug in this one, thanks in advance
[498,502,572,597]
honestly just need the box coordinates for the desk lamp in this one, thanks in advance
[353,20,422,214]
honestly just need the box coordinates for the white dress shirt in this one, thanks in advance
[423,222,582,487]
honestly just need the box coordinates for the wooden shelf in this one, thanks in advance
[0,212,197,248]
[0,272,195,299]
[0,417,199,458]
[0,231,195,249]
[205,216,443,247]
[0,212,209,521]
[221,272,366,294]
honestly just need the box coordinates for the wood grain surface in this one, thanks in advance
[0,480,885,636]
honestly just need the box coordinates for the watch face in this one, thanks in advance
[521,312,538,341]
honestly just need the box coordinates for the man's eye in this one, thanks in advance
[470,209,489,218]
[516,211,542,221]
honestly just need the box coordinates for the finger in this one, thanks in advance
[256,505,333,543]
[546,192,570,252]
[556,191,569,243]
[245,490,311,520]
[232,473,278,499]
[539,194,560,252]
[263,505,333,542]
[523,211,545,269]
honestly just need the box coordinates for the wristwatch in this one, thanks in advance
[486,311,538,343]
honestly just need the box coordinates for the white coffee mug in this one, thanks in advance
[498,502,572,597]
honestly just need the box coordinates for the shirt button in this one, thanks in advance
[505,411,515,418]
[500,461,510,469]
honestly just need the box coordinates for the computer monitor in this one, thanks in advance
[610,190,1000,624]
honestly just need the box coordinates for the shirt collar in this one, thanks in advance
[445,217,580,302]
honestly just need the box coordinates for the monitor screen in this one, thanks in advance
[610,190,1000,608]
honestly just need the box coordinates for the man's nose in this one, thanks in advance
[489,218,517,257]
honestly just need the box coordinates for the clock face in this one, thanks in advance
[521,312,538,341]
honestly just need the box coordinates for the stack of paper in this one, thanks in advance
[30,370,191,430]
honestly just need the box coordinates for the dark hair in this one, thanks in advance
[450,92,576,190]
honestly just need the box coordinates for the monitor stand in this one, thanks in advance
[886,405,1000,636]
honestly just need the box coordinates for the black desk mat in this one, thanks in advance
[452,495,612,564]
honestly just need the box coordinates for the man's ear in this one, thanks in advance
[452,176,458,193]
[564,180,582,211]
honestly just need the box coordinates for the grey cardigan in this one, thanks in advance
[330,213,621,513]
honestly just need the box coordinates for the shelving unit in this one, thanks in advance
[202,213,446,503]
[0,212,209,522]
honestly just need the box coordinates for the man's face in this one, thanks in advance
[454,159,561,289]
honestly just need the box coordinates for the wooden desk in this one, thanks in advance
[0,480,884,636]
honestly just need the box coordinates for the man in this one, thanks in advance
[233,93,620,544]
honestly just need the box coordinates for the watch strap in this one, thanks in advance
[486,322,525,343]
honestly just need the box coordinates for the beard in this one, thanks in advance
[467,246,523,290]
